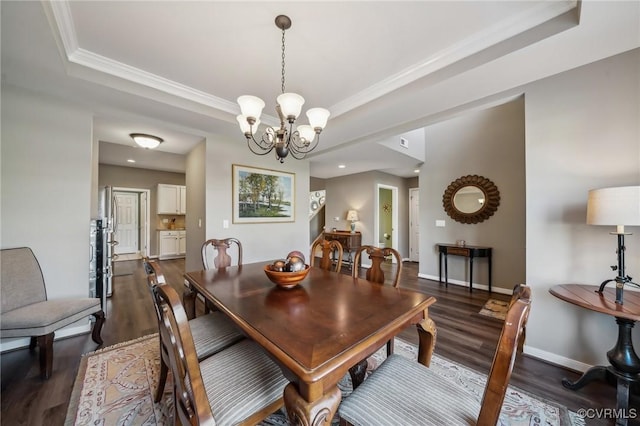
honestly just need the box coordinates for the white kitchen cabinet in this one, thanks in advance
[157,184,187,215]
[159,230,185,259]
[178,230,186,255]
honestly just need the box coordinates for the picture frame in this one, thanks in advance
[232,164,295,223]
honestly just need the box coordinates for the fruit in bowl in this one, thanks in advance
[264,263,310,288]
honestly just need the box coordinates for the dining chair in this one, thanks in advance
[310,239,344,273]
[338,285,532,426]
[143,259,244,403]
[352,245,402,355]
[0,247,105,379]
[189,238,244,317]
[152,280,288,425]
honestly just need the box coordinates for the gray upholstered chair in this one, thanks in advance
[338,285,532,426]
[0,247,105,379]
[151,278,287,425]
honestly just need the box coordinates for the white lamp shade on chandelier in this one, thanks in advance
[236,15,330,163]
[586,186,640,233]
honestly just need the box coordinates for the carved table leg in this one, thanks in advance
[284,383,341,426]
[417,308,437,367]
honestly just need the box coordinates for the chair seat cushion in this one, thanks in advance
[190,311,245,360]
[199,339,288,426]
[0,298,101,338]
[339,354,481,426]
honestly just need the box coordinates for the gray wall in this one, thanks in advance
[98,164,186,257]
[1,85,94,348]
[420,97,526,293]
[325,171,412,258]
[524,48,639,369]
[185,142,207,272]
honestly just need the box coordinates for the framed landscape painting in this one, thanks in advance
[232,164,295,223]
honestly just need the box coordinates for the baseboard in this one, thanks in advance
[418,273,512,295]
[0,322,92,353]
[524,344,592,373]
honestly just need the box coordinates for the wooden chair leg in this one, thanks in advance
[386,338,394,356]
[91,311,105,345]
[348,359,368,389]
[155,356,168,403]
[37,333,54,379]
[29,336,37,352]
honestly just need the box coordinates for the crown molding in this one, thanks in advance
[46,0,576,122]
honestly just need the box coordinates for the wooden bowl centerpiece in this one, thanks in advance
[264,264,310,289]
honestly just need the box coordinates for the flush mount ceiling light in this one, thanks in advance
[236,15,330,163]
[130,133,163,149]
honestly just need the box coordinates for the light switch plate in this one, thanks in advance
[436,220,446,227]
[223,219,229,229]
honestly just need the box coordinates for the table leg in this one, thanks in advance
[183,285,196,320]
[562,365,608,390]
[438,252,443,283]
[444,253,449,287]
[284,383,341,426]
[348,359,368,389]
[469,255,474,292]
[488,251,492,293]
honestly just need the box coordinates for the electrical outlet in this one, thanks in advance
[334,217,340,221]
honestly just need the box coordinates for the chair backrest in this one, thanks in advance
[152,281,216,424]
[0,247,47,312]
[142,258,167,325]
[310,239,344,273]
[201,238,243,270]
[477,284,532,424]
[352,245,402,287]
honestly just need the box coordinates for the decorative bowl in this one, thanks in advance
[264,264,310,288]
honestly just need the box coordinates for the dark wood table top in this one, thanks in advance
[184,262,436,387]
[549,284,640,322]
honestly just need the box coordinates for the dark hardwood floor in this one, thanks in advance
[1,258,637,425]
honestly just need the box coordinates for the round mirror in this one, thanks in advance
[443,175,500,224]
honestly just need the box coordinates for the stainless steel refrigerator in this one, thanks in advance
[90,186,118,310]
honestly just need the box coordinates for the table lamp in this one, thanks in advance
[586,186,640,304]
[346,210,359,233]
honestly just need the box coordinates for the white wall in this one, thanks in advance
[525,48,640,369]
[201,136,311,265]
[1,85,94,348]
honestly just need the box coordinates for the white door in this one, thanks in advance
[409,188,420,262]
[114,192,139,255]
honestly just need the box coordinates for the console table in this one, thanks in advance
[323,230,361,268]
[437,243,492,292]
[550,284,640,425]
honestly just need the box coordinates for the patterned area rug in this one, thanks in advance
[65,334,585,426]
[479,298,510,320]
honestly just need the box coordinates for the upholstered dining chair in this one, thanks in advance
[352,245,403,355]
[0,247,105,379]
[310,239,344,273]
[338,285,532,426]
[142,259,244,403]
[152,280,288,425]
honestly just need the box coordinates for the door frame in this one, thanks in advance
[409,187,419,262]
[114,186,151,260]
[374,183,398,262]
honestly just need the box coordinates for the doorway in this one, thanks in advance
[113,187,150,261]
[375,184,398,262]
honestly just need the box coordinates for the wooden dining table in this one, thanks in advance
[184,262,437,425]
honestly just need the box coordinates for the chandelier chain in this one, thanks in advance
[281,27,286,94]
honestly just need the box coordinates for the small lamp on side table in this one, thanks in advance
[346,210,359,233]
[586,186,640,304]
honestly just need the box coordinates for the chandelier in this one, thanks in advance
[236,15,330,163]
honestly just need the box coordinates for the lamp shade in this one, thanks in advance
[586,186,640,231]
[277,93,304,119]
[346,210,359,222]
[306,108,330,130]
[237,95,265,120]
[236,115,260,135]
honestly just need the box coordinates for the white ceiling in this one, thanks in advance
[2,1,638,178]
